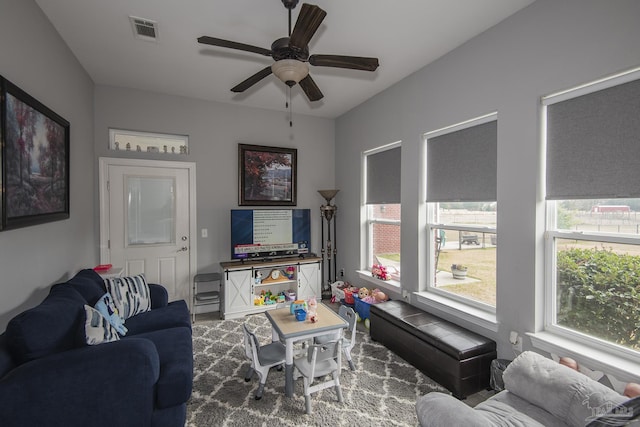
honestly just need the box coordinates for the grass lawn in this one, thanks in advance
[437,248,496,306]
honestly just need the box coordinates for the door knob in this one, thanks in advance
[178,246,188,252]
[181,236,188,241]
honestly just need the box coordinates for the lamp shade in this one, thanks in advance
[318,189,339,204]
[271,59,309,86]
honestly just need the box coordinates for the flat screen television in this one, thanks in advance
[230,209,311,260]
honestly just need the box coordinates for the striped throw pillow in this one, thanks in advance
[84,305,120,345]
[104,274,152,319]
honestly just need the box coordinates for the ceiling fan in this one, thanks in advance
[197,0,379,102]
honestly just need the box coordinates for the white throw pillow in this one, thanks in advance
[84,305,120,345]
[104,274,152,319]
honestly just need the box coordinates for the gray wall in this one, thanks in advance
[0,0,95,329]
[335,0,640,358]
[93,86,335,275]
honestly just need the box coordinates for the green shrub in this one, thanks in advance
[557,247,640,350]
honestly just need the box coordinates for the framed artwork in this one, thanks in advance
[238,143,297,206]
[1,76,70,230]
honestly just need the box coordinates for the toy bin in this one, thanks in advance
[353,295,373,329]
[331,281,346,301]
[343,288,355,305]
[353,295,372,319]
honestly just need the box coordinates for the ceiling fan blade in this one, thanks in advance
[231,67,273,93]
[197,36,272,57]
[309,55,379,71]
[289,4,326,50]
[298,74,324,102]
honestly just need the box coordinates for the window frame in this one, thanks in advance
[361,142,402,290]
[422,113,498,314]
[544,202,640,361]
[541,67,640,366]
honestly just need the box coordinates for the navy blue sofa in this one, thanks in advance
[0,269,193,427]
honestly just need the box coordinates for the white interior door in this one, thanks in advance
[99,158,196,303]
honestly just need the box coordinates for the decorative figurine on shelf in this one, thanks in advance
[371,264,389,280]
[255,271,263,284]
[285,266,296,280]
[254,295,264,306]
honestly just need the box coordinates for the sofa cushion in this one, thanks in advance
[65,269,107,306]
[105,275,152,319]
[83,305,121,345]
[504,351,627,427]
[5,288,85,364]
[0,334,16,379]
[124,300,191,336]
[477,390,569,427]
[94,293,127,336]
[129,327,193,409]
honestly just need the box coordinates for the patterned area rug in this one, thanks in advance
[186,313,447,426]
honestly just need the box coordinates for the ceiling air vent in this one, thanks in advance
[129,16,158,41]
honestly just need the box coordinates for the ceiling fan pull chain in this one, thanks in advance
[288,87,293,127]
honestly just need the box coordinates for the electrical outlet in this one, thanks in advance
[340,268,344,277]
[512,336,523,352]
[201,228,208,238]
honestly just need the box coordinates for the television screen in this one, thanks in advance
[231,209,310,260]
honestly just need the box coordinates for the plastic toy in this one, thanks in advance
[255,271,263,284]
[307,296,318,322]
[358,287,370,300]
[285,266,296,279]
[371,264,389,280]
[371,288,389,302]
[290,300,307,314]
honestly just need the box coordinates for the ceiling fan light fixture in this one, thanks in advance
[271,59,309,86]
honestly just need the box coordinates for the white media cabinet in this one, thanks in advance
[220,256,321,320]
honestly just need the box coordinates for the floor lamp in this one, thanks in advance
[318,189,339,298]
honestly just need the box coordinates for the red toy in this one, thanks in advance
[371,264,389,280]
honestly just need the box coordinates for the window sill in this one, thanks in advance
[528,331,640,382]
[356,270,401,293]
[415,291,498,333]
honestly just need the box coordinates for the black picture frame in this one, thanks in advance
[238,143,297,206]
[0,76,70,230]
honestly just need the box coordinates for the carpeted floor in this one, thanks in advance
[186,312,449,426]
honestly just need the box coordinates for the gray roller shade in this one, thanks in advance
[427,120,497,202]
[546,78,640,200]
[366,146,401,204]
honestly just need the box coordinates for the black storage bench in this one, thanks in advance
[370,300,496,399]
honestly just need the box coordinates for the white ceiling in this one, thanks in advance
[35,0,535,119]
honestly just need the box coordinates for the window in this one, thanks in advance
[363,143,401,282]
[425,114,497,310]
[544,69,640,357]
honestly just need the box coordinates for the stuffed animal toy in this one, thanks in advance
[358,287,370,299]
